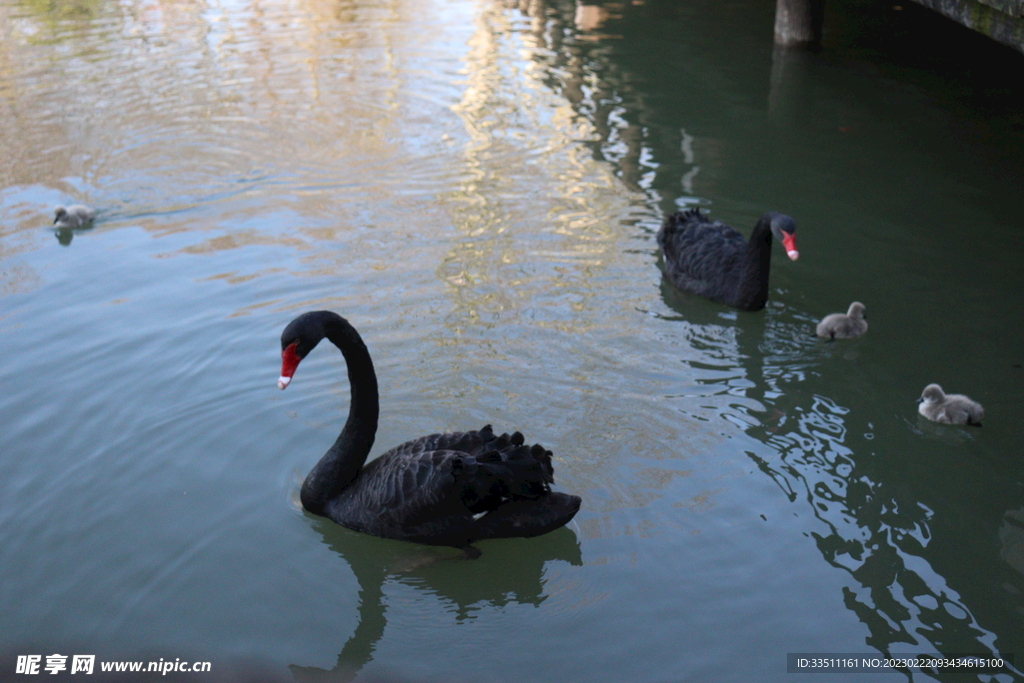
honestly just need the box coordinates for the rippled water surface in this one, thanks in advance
[3,0,1024,680]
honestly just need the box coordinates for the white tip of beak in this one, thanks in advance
[277,376,291,390]
[787,250,800,260]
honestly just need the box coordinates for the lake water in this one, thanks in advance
[2,0,1023,680]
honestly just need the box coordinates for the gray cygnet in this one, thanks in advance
[53,204,95,229]
[918,384,984,426]
[817,301,867,340]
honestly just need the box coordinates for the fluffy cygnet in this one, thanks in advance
[816,301,867,340]
[917,384,984,426]
[53,204,95,229]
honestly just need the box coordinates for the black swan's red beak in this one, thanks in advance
[278,342,301,389]
[781,232,799,260]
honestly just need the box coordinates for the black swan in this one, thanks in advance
[278,311,582,552]
[816,302,867,340]
[917,384,984,426]
[53,204,94,229]
[657,208,799,311]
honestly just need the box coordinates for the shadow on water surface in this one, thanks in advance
[290,517,582,683]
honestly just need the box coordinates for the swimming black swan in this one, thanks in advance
[278,311,582,552]
[657,208,799,311]
[816,302,867,340]
[917,384,984,426]
[53,204,94,228]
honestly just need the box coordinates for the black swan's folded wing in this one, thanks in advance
[326,425,563,544]
[657,209,747,300]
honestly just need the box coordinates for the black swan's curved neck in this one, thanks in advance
[735,218,774,310]
[300,314,380,514]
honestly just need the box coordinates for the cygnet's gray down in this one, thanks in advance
[917,384,984,426]
[816,301,867,340]
[53,204,95,229]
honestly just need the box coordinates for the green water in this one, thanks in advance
[2,0,1023,680]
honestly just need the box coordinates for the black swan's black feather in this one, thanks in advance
[657,208,797,311]
[281,311,581,550]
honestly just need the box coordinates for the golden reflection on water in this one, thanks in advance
[0,0,650,300]
[0,0,715,524]
[0,0,410,229]
[444,0,634,338]
[2,0,729,559]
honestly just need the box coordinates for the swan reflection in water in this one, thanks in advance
[54,224,95,246]
[290,516,582,683]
